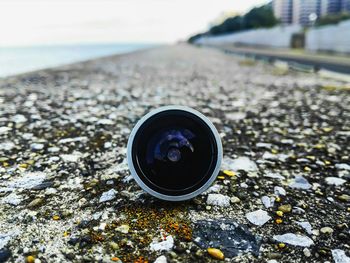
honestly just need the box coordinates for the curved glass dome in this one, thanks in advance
[127,106,222,200]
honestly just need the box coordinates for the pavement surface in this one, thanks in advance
[0,44,349,263]
[206,45,350,74]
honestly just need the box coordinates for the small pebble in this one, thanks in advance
[274,186,286,196]
[325,177,346,186]
[207,194,230,207]
[261,196,274,208]
[338,194,350,202]
[276,210,284,217]
[320,227,334,234]
[230,196,241,204]
[116,224,129,234]
[26,255,35,263]
[154,255,167,263]
[275,218,283,224]
[28,198,43,208]
[278,204,292,213]
[273,233,314,247]
[303,248,311,257]
[246,209,271,226]
[207,248,224,260]
[30,143,44,151]
[223,170,235,177]
[278,243,286,249]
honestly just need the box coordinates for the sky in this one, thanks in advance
[0,0,268,46]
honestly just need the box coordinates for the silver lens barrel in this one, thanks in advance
[127,106,223,201]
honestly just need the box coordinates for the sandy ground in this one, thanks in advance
[0,44,349,263]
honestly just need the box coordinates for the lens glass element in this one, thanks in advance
[131,110,218,196]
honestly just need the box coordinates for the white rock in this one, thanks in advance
[30,143,44,150]
[99,189,117,203]
[150,235,174,251]
[246,209,271,226]
[22,133,33,140]
[0,141,15,151]
[332,249,350,263]
[97,119,114,125]
[226,112,246,121]
[273,233,314,247]
[1,192,22,205]
[122,175,133,183]
[12,114,27,123]
[261,196,274,208]
[335,163,350,170]
[303,248,311,257]
[114,159,128,173]
[281,139,294,144]
[264,172,285,180]
[58,137,88,144]
[222,156,258,172]
[99,223,107,231]
[274,186,286,196]
[60,152,82,162]
[289,176,311,190]
[240,182,248,188]
[293,207,305,214]
[116,224,129,234]
[204,184,222,193]
[48,147,60,153]
[262,152,289,162]
[206,194,230,207]
[256,142,272,149]
[104,142,112,149]
[49,156,60,162]
[325,177,346,186]
[6,172,46,190]
[0,229,20,249]
[154,255,167,263]
[45,188,58,195]
[296,221,313,235]
[0,126,11,134]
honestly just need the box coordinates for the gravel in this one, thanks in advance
[0,44,349,262]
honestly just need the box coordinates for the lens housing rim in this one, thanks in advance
[127,105,223,201]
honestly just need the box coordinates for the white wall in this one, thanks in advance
[306,20,350,53]
[195,25,302,48]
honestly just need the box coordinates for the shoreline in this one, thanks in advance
[0,43,162,79]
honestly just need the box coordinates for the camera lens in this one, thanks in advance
[127,106,222,201]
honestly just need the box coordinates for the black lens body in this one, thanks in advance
[127,106,222,201]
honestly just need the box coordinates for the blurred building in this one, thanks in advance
[341,0,350,12]
[273,0,293,24]
[273,0,350,26]
[293,0,320,25]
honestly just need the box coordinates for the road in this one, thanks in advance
[206,45,350,74]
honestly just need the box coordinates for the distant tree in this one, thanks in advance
[188,2,278,42]
[316,12,350,26]
[197,3,278,37]
[243,5,278,29]
[188,33,205,44]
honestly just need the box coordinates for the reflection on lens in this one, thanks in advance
[167,148,181,162]
[147,129,194,164]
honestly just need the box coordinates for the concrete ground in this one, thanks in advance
[0,44,349,263]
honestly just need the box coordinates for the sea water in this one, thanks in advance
[0,43,156,78]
